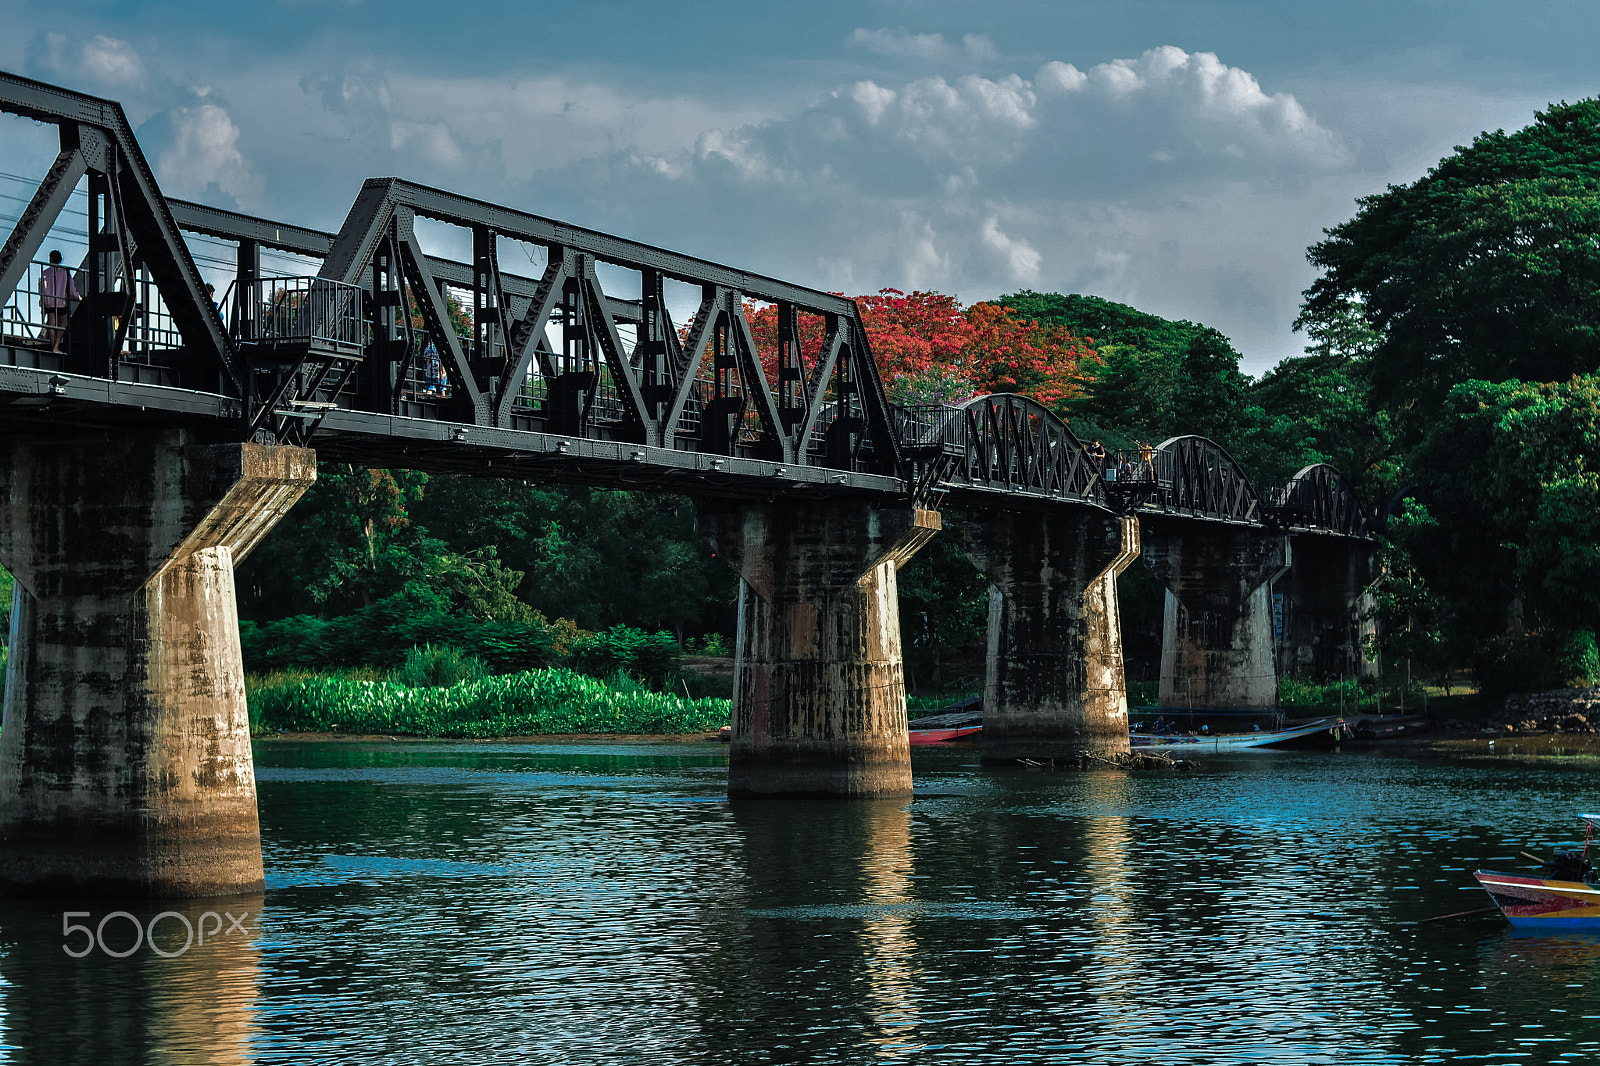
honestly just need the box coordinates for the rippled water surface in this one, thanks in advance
[5,740,1600,1064]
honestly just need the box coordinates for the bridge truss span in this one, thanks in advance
[0,69,1375,535]
[1262,462,1371,538]
[900,393,1107,510]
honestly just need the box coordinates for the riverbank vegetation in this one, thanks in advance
[248,665,729,738]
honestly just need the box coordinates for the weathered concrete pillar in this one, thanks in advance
[1277,536,1378,681]
[964,512,1140,760]
[1142,522,1289,710]
[701,501,939,798]
[0,430,314,897]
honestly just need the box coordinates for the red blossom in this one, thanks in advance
[742,289,1098,418]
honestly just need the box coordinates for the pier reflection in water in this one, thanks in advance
[4,740,1600,1063]
[0,896,262,1065]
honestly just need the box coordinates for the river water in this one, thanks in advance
[2,739,1599,1064]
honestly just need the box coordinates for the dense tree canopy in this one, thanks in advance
[1294,99,1600,690]
[1301,99,1600,416]
[238,475,734,640]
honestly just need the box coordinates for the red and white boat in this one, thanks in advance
[908,724,982,745]
[906,705,983,745]
[1474,815,1600,928]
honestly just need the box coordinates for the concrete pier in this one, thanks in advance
[965,513,1140,761]
[1276,537,1378,681]
[701,501,939,798]
[0,431,314,897]
[1142,522,1289,711]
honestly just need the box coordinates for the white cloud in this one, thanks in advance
[538,46,1359,371]
[0,32,1417,371]
[79,35,144,87]
[979,217,1041,284]
[961,34,998,62]
[850,81,897,126]
[1075,47,1350,167]
[154,103,263,207]
[389,118,463,169]
[848,27,950,60]
[29,32,144,90]
[1035,60,1088,94]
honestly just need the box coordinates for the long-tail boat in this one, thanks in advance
[1130,717,1345,753]
[1474,816,1600,928]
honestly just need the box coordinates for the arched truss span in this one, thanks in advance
[1276,463,1372,536]
[1263,463,1372,537]
[1144,435,1261,524]
[897,393,1105,507]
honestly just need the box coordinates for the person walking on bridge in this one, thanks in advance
[40,250,79,355]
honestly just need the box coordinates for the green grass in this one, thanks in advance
[248,667,732,737]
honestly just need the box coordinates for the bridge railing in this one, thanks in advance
[1,256,70,353]
[892,403,965,457]
[1100,449,1160,487]
[1,256,187,363]
[224,276,366,361]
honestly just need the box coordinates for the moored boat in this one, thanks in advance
[1475,816,1600,928]
[1129,718,1344,753]
[909,724,982,745]
[907,705,983,745]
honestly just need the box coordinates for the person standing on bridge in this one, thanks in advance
[40,250,79,355]
[1137,440,1155,479]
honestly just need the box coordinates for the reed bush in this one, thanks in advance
[569,625,682,686]
[247,667,730,737]
[239,592,568,674]
[394,644,489,687]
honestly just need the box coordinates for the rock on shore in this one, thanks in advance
[1490,686,1600,734]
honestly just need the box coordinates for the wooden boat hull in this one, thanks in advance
[1129,720,1336,752]
[909,725,982,745]
[1474,870,1600,928]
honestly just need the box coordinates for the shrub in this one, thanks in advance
[1476,631,1598,694]
[394,644,489,687]
[1557,630,1599,688]
[1279,676,1365,710]
[570,625,682,686]
[239,591,572,674]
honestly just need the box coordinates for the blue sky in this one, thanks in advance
[2,1,1596,373]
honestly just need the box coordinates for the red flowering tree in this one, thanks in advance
[744,289,1096,417]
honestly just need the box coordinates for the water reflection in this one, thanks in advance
[854,801,922,1057]
[1079,775,1143,1028]
[0,896,262,1065]
[2,745,1600,1063]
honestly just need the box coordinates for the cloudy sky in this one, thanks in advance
[1,1,1595,374]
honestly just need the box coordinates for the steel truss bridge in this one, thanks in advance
[0,70,1369,537]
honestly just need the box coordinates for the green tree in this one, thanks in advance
[1401,376,1600,686]
[240,470,735,640]
[1171,328,1254,447]
[896,526,988,691]
[238,466,436,614]
[1301,99,1600,421]
[999,291,1265,457]
[1251,297,1400,491]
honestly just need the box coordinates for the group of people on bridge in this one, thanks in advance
[1086,438,1156,484]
